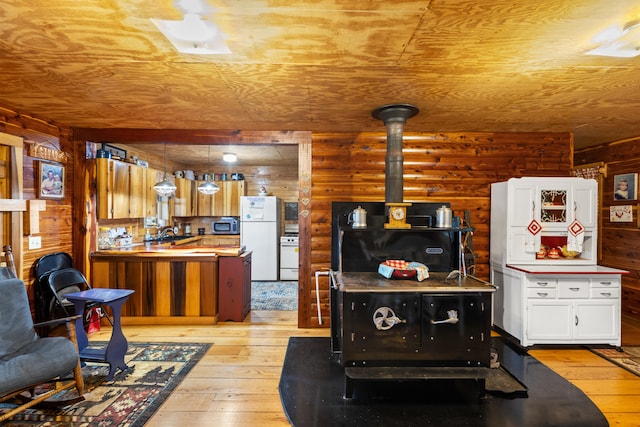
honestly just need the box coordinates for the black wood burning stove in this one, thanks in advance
[330,202,495,399]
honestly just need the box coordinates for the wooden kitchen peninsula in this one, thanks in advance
[90,242,247,325]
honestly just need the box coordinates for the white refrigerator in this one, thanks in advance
[240,196,281,280]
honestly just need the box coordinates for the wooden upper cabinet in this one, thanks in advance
[174,177,195,217]
[128,164,145,218]
[145,168,164,218]
[97,158,147,219]
[224,181,245,216]
[197,180,245,217]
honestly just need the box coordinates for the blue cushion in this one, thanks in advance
[0,278,38,360]
[0,277,79,395]
[0,337,79,394]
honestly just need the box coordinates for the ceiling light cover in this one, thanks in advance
[197,180,220,195]
[153,176,177,196]
[586,19,640,57]
[154,144,177,196]
[223,152,237,162]
[150,13,231,55]
[198,145,220,194]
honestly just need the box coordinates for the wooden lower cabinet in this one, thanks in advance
[201,235,241,246]
[91,254,219,324]
[218,252,252,321]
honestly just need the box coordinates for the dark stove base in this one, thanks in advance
[279,336,607,427]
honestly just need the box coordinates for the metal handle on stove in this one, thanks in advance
[431,309,459,325]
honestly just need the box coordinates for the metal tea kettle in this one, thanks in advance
[435,205,452,228]
[348,206,367,228]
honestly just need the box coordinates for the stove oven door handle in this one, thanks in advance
[431,309,459,325]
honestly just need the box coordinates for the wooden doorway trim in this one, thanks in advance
[0,132,25,278]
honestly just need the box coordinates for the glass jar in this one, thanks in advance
[98,227,113,250]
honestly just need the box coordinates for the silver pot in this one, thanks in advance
[435,205,452,228]
[348,206,367,228]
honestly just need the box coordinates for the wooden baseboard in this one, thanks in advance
[119,316,218,325]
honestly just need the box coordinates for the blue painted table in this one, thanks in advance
[66,288,134,380]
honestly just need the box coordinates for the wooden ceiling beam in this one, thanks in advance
[71,128,311,145]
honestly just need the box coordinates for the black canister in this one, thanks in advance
[96,149,111,159]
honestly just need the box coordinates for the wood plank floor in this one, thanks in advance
[89,313,640,427]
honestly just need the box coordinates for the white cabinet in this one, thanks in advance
[491,265,622,347]
[490,176,627,347]
[491,177,597,266]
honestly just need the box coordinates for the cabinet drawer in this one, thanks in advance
[527,288,558,299]
[558,282,589,298]
[590,288,620,299]
[527,278,557,288]
[591,278,619,289]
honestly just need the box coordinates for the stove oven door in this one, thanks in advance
[421,293,491,366]
[341,292,421,366]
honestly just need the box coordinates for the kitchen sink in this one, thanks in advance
[146,235,192,243]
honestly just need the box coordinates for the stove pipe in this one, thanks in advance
[371,104,420,203]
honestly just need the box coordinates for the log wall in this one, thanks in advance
[2,101,577,329]
[0,104,74,300]
[575,139,640,323]
[301,131,573,327]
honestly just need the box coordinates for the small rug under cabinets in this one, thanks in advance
[251,281,297,311]
[590,345,640,378]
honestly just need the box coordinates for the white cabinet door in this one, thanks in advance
[512,184,535,227]
[574,301,618,340]
[507,229,535,263]
[526,300,572,342]
[537,183,571,230]
[573,184,597,229]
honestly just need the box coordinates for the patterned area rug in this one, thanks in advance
[590,345,640,377]
[1,342,210,426]
[251,281,297,310]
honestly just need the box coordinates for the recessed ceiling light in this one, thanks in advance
[151,7,230,55]
[586,19,640,58]
[223,152,237,162]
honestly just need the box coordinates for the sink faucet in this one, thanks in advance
[157,226,176,239]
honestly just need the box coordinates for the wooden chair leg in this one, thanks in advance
[65,320,84,395]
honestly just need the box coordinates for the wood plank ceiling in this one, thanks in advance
[2,0,640,166]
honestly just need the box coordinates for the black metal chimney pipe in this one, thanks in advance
[371,103,419,203]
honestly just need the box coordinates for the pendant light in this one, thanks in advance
[197,146,220,195]
[153,144,177,196]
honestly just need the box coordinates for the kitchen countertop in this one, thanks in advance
[506,264,629,275]
[333,271,495,293]
[93,236,245,257]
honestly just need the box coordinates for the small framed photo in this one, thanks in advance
[614,173,637,201]
[37,161,65,199]
[101,143,127,159]
[610,205,633,222]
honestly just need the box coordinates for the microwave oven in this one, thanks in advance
[212,217,239,234]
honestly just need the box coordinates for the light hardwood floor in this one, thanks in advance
[89,313,640,427]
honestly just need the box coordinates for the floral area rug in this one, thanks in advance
[1,342,210,426]
[251,281,297,310]
[589,345,640,377]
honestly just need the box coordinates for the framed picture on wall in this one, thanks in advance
[613,173,638,201]
[37,161,65,199]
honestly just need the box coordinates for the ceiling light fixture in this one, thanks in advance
[586,18,640,57]
[150,0,230,55]
[223,152,237,162]
[198,146,220,195]
[153,144,177,196]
